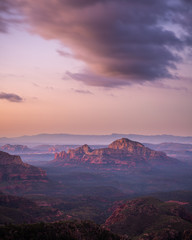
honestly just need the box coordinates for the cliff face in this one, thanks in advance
[51,138,177,168]
[0,151,47,181]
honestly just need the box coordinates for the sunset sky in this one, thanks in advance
[0,0,192,137]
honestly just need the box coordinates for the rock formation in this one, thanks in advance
[0,151,47,181]
[51,138,178,168]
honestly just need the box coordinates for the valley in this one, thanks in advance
[0,137,192,239]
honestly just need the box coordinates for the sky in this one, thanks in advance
[0,0,192,137]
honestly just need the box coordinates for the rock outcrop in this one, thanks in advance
[0,151,47,181]
[51,138,178,168]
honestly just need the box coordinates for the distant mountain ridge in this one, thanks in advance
[0,133,192,146]
[0,144,33,154]
[50,138,178,168]
[144,142,192,163]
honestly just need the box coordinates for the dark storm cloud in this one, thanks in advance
[0,92,23,102]
[2,0,192,87]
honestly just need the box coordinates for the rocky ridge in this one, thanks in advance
[51,138,178,168]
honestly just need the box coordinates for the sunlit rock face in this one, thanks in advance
[108,138,167,159]
[51,138,178,168]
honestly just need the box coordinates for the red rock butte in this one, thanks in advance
[51,138,178,168]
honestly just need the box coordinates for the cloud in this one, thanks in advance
[145,81,189,93]
[32,82,55,90]
[57,49,73,58]
[71,88,93,95]
[66,71,130,88]
[32,82,40,87]
[0,92,23,102]
[3,0,192,87]
[0,0,11,32]
[0,0,22,33]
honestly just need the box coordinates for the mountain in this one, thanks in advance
[50,138,178,169]
[104,197,192,239]
[0,144,33,154]
[0,133,192,146]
